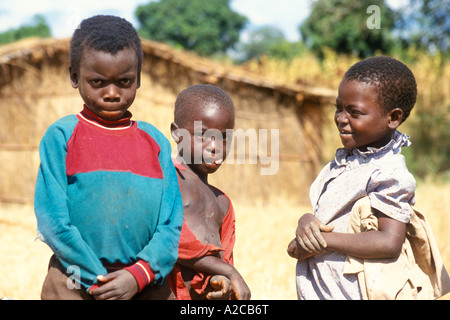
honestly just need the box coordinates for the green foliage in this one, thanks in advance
[404,103,450,178]
[0,15,51,45]
[299,0,396,58]
[237,26,284,61]
[398,0,450,54]
[402,51,450,178]
[135,0,247,56]
[236,26,306,62]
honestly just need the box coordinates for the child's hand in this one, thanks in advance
[296,213,334,253]
[89,270,138,300]
[287,238,316,260]
[206,275,231,300]
[229,273,251,300]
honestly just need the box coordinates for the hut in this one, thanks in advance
[0,37,335,205]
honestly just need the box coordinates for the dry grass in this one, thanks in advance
[0,202,52,300]
[233,200,305,300]
[1,179,449,300]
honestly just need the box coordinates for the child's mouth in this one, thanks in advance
[204,158,223,165]
[339,130,354,136]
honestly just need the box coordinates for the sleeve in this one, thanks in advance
[178,221,224,260]
[134,126,184,285]
[34,119,108,290]
[124,260,155,292]
[367,166,416,224]
[219,198,236,265]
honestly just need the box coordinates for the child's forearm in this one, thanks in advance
[178,255,239,279]
[322,231,393,259]
[179,256,251,300]
[322,214,406,259]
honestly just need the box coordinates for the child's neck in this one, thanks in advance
[356,130,395,152]
[188,164,209,184]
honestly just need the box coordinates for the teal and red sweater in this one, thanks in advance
[34,106,183,292]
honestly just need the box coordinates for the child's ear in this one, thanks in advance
[136,74,141,89]
[388,108,404,129]
[69,66,79,89]
[171,122,181,143]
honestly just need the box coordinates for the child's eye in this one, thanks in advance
[334,104,343,112]
[120,79,133,86]
[90,79,103,86]
[349,109,362,116]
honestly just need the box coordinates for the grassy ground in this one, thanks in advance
[0,180,449,300]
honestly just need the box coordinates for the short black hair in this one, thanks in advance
[174,84,235,127]
[70,15,143,74]
[343,56,417,123]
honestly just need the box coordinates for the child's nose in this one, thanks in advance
[208,137,216,151]
[335,110,349,124]
[104,84,120,102]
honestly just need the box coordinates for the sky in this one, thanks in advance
[0,0,407,43]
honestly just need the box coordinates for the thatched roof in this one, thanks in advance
[0,37,335,102]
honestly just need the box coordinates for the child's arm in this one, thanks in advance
[178,255,251,300]
[34,119,108,289]
[292,210,406,260]
[322,209,406,259]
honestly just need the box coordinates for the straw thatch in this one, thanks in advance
[0,37,335,205]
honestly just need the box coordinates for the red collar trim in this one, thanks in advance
[80,105,133,129]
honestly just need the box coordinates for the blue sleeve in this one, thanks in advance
[34,116,107,290]
[135,122,184,284]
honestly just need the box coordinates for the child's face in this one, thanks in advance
[182,105,235,176]
[70,47,140,121]
[335,80,396,151]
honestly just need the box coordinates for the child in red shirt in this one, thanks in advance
[168,84,250,300]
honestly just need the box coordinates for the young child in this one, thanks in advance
[34,15,183,300]
[287,56,420,299]
[168,84,251,300]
